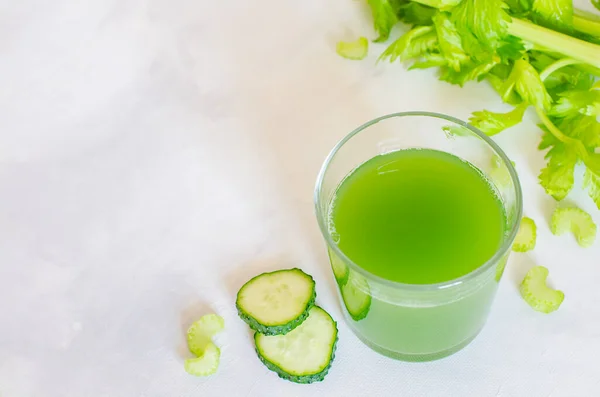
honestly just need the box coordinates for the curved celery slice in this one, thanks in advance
[184,342,220,376]
[187,314,225,356]
[336,37,368,60]
[520,266,564,313]
[513,217,537,252]
[551,207,597,247]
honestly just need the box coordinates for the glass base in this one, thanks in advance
[345,316,482,362]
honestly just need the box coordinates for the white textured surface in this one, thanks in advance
[1,1,600,396]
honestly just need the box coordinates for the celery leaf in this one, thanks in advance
[550,89,600,118]
[469,104,529,135]
[397,2,437,25]
[502,59,552,110]
[451,0,511,50]
[532,0,574,31]
[368,0,399,42]
[539,140,578,200]
[379,26,437,63]
[433,12,469,71]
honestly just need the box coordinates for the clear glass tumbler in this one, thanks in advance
[314,112,522,362]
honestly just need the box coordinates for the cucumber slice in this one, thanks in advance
[520,266,564,313]
[184,342,220,376]
[340,270,371,321]
[187,314,224,356]
[236,268,316,335]
[513,217,537,252]
[551,207,597,247]
[328,248,349,286]
[254,306,338,384]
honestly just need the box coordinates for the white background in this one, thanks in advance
[1,1,599,396]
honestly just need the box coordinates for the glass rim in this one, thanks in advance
[314,111,524,291]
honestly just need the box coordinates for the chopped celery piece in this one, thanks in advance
[336,37,368,60]
[551,207,597,247]
[513,217,537,252]
[184,342,220,376]
[520,266,564,313]
[187,314,225,356]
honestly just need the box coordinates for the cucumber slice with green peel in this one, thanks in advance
[551,207,597,247]
[187,314,225,356]
[520,266,564,313]
[254,306,338,384]
[340,270,371,321]
[513,217,537,252]
[236,268,316,335]
[328,249,349,286]
[184,342,220,376]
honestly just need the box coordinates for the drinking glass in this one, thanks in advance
[314,112,522,361]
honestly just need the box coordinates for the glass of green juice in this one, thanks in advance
[315,112,522,362]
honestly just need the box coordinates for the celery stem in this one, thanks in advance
[535,107,572,144]
[574,10,600,37]
[509,19,600,69]
[539,58,582,81]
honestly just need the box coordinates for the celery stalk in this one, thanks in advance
[573,9,600,37]
[509,18,600,68]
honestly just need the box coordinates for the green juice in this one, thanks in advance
[329,148,508,360]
